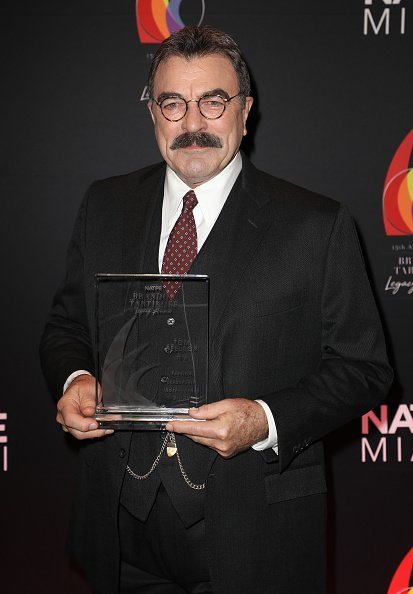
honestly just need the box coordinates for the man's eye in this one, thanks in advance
[161,97,185,113]
[162,100,181,111]
[202,98,224,109]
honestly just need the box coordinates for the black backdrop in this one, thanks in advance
[1,1,412,592]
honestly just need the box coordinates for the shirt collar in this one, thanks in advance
[163,152,242,228]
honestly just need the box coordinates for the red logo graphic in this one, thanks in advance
[136,0,205,44]
[388,548,413,594]
[383,130,413,235]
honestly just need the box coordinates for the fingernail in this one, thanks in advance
[104,429,114,435]
[165,423,172,431]
[88,422,98,430]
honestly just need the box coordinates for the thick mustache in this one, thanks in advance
[170,132,223,150]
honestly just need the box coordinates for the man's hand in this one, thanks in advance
[165,398,268,458]
[56,374,113,440]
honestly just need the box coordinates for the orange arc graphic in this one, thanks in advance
[151,0,169,40]
[398,171,413,231]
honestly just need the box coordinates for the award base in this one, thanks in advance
[95,406,191,430]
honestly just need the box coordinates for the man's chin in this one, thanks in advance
[175,159,219,186]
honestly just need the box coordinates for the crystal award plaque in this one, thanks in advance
[94,274,209,429]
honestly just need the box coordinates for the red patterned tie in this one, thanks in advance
[161,190,198,300]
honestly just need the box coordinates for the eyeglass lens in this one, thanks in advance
[160,96,227,121]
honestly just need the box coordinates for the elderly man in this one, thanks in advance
[40,25,392,594]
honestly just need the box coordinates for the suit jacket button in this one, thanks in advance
[119,448,126,458]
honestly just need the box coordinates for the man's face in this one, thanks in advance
[149,54,253,187]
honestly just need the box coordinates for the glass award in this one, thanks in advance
[94,274,209,429]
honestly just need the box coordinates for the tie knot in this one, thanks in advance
[182,190,198,213]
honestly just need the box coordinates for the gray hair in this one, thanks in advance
[147,25,251,105]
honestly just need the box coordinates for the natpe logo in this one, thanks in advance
[136,0,206,44]
[383,129,413,236]
[388,548,413,594]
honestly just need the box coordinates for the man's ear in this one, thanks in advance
[242,96,254,136]
[148,100,155,124]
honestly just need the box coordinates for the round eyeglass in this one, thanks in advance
[152,93,244,122]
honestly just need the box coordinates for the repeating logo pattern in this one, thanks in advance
[388,548,413,594]
[136,0,206,44]
[383,130,413,236]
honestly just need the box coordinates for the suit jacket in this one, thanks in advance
[40,156,392,594]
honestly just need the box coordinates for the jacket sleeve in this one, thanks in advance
[39,190,95,399]
[266,204,393,471]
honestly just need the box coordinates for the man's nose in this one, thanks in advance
[182,101,207,132]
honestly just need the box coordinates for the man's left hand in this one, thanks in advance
[165,398,268,458]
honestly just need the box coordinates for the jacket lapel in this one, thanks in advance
[121,163,166,273]
[190,157,275,342]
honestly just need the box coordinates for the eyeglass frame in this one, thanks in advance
[150,91,245,122]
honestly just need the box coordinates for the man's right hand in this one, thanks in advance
[56,374,113,440]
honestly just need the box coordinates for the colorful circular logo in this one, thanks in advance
[383,130,413,236]
[136,0,206,44]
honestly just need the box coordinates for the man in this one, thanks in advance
[40,25,392,594]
